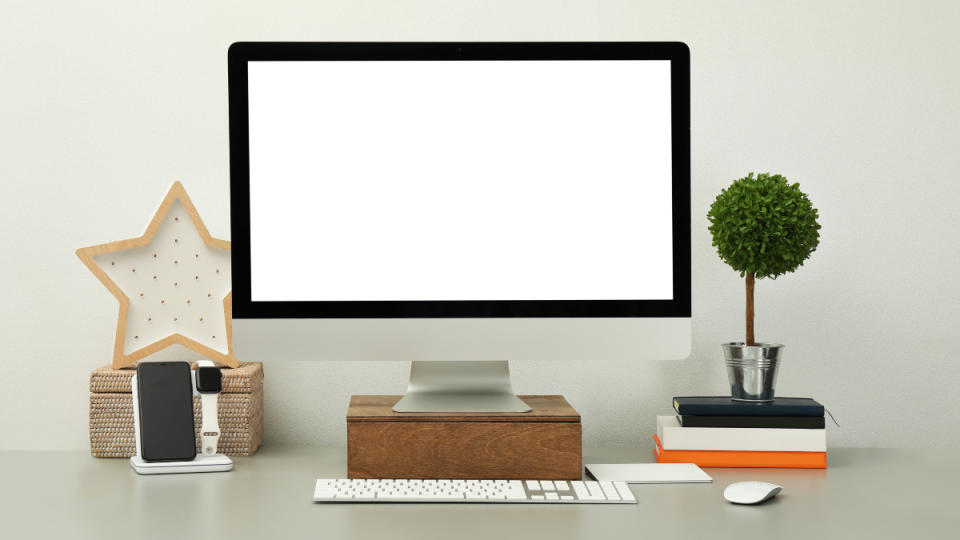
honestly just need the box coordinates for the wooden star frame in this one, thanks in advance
[76,182,238,369]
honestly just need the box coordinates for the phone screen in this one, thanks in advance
[137,362,196,461]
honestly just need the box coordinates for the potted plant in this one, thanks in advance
[708,172,821,401]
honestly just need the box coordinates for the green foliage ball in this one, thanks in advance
[708,172,821,279]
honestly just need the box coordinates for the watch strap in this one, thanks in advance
[200,393,220,456]
[196,360,220,456]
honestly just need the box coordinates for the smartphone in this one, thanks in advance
[137,362,196,462]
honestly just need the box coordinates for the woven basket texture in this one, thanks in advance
[89,362,263,458]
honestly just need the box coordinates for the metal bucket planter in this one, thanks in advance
[722,343,783,402]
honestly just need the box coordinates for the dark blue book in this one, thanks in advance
[678,415,825,429]
[672,396,824,417]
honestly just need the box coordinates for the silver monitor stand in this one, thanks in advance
[392,360,532,413]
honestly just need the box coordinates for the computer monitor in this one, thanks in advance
[228,42,690,412]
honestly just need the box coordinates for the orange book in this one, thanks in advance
[653,435,827,469]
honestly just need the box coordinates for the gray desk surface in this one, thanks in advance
[0,446,955,540]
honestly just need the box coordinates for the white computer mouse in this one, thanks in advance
[723,481,782,505]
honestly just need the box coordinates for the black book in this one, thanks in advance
[673,396,824,417]
[678,415,825,429]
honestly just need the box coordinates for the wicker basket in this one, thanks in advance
[89,362,264,458]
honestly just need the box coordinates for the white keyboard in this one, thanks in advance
[313,479,637,504]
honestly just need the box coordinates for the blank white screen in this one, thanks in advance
[248,60,673,301]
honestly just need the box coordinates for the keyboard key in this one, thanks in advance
[572,481,591,499]
[555,481,569,491]
[526,480,541,491]
[545,492,559,500]
[561,495,574,501]
[599,481,620,501]
[582,482,606,500]
[615,482,636,502]
[540,481,556,491]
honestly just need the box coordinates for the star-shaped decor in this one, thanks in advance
[77,182,238,369]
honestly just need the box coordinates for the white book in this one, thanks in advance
[656,415,826,452]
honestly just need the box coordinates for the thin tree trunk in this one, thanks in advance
[745,273,755,346]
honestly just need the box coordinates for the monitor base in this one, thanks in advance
[392,360,532,413]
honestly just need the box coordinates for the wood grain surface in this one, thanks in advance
[347,395,582,479]
[347,395,580,422]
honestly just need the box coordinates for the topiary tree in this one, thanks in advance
[708,172,821,346]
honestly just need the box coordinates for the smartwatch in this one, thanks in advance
[194,360,223,456]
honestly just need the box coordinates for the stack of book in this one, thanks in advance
[653,396,827,469]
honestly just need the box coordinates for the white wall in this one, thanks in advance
[2,0,959,451]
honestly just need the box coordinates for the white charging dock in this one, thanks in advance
[130,454,233,474]
[130,372,234,475]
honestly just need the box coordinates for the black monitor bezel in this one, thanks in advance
[229,42,690,319]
